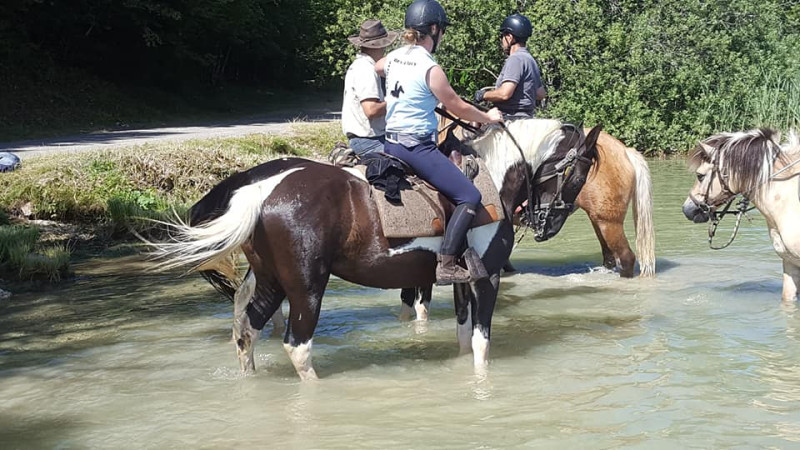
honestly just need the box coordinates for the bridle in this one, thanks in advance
[523,128,594,240]
[688,149,754,249]
[434,107,593,240]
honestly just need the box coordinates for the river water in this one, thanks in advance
[2,160,799,448]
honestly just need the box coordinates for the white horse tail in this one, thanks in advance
[147,167,304,273]
[625,148,656,277]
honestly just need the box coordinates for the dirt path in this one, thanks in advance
[1,107,341,160]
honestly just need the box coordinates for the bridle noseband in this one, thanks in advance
[689,149,753,249]
[523,140,594,240]
[688,150,739,216]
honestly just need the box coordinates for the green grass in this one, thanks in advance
[0,225,71,281]
[704,70,800,134]
[0,122,341,226]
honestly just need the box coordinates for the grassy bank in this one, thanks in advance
[0,121,342,281]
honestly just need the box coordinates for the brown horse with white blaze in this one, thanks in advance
[147,119,602,380]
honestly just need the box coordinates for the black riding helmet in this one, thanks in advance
[500,13,532,40]
[404,0,450,31]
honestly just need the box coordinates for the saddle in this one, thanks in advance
[347,152,505,238]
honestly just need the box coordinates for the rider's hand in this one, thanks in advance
[486,107,504,124]
[474,87,490,103]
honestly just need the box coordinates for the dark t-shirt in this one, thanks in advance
[493,47,543,115]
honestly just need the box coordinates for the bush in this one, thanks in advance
[316,0,800,153]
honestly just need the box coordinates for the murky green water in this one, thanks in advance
[2,160,800,448]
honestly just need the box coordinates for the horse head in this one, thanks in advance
[529,123,601,241]
[683,128,782,223]
[466,119,601,241]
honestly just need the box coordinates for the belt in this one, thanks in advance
[385,131,436,146]
[347,133,383,140]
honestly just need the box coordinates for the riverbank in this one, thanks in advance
[0,121,341,286]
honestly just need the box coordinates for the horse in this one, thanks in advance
[683,128,800,303]
[147,119,602,380]
[437,113,655,278]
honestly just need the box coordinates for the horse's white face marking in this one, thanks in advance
[284,340,318,381]
[343,167,367,181]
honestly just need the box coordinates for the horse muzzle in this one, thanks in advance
[682,198,710,223]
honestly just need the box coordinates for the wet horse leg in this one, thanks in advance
[453,283,473,355]
[470,274,500,368]
[590,217,635,278]
[233,270,286,373]
[454,275,499,367]
[782,260,800,303]
[278,262,331,381]
[400,286,432,321]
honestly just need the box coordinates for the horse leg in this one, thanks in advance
[400,286,432,321]
[782,260,800,303]
[470,274,500,368]
[589,220,615,269]
[454,283,473,355]
[270,304,286,337]
[280,268,331,381]
[233,270,286,374]
[591,218,635,278]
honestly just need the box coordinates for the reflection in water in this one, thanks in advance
[2,160,800,447]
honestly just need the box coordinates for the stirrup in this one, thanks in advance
[463,247,489,280]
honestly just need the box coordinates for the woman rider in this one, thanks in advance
[376,0,504,284]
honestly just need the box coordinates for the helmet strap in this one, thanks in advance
[430,25,441,53]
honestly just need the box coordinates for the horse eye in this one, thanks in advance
[696,173,706,182]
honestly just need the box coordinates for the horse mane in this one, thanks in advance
[689,128,789,199]
[465,119,564,189]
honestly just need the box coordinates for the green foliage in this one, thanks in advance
[316,0,799,153]
[2,0,798,152]
[0,225,71,281]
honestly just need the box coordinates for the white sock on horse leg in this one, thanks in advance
[471,328,490,367]
[284,340,318,381]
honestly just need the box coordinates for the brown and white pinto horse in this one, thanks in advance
[148,119,601,380]
[437,115,655,278]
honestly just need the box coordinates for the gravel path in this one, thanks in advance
[1,108,341,160]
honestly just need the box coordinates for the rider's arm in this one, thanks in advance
[375,57,386,77]
[427,66,502,124]
[483,81,517,103]
[536,85,547,101]
[361,98,386,119]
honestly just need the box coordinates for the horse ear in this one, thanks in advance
[700,142,715,155]
[582,124,603,158]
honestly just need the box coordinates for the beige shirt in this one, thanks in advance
[342,53,385,138]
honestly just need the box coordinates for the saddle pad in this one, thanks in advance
[357,159,504,238]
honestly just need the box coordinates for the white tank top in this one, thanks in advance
[384,45,439,136]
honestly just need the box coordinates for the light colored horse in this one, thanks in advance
[683,128,800,303]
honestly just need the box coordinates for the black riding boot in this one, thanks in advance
[436,203,477,285]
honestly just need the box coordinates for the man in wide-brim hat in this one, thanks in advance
[342,19,399,155]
